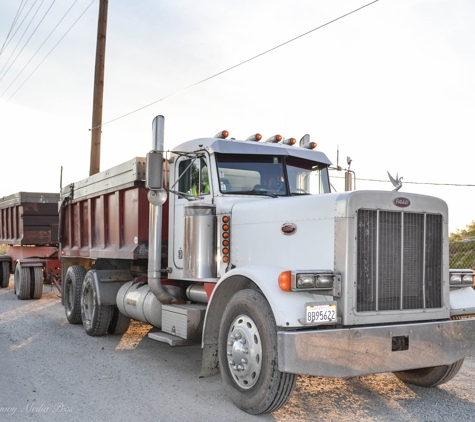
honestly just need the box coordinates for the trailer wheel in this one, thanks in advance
[218,289,296,414]
[64,265,87,324]
[13,264,19,295]
[108,306,131,335]
[14,265,31,300]
[81,271,113,336]
[30,267,44,299]
[0,261,10,288]
[393,358,465,387]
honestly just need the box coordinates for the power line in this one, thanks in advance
[0,0,29,56]
[358,177,475,187]
[332,174,475,187]
[0,0,56,84]
[0,0,79,98]
[91,0,381,131]
[0,0,42,76]
[6,0,96,101]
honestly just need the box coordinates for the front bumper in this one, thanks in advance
[277,318,475,377]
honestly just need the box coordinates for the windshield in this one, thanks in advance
[215,153,330,196]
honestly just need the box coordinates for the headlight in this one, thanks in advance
[316,275,334,288]
[450,274,462,285]
[296,274,316,289]
[463,274,474,285]
[449,269,474,287]
[295,271,335,291]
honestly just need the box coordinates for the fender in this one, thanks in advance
[450,287,475,317]
[16,258,44,267]
[200,264,334,377]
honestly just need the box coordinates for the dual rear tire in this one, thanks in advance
[14,264,43,300]
[64,267,130,336]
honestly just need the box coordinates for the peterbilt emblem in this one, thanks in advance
[394,197,410,207]
[281,223,297,235]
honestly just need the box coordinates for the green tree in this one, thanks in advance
[450,220,475,242]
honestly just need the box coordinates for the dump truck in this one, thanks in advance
[0,192,61,298]
[58,115,475,414]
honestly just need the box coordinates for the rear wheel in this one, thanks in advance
[393,358,464,387]
[14,265,31,300]
[0,261,10,288]
[81,271,113,336]
[31,267,44,299]
[108,306,131,335]
[64,266,86,324]
[218,289,296,414]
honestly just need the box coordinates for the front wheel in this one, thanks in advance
[81,271,113,336]
[393,358,464,387]
[218,289,296,414]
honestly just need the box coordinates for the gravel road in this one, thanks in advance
[1,276,475,422]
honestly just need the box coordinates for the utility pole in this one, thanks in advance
[89,0,108,176]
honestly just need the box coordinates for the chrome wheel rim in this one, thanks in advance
[226,314,262,389]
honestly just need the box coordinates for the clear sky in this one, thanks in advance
[0,0,473,233]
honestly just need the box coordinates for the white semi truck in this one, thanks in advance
[57,115,475,414]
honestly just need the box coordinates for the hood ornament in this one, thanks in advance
[387,171,403,191]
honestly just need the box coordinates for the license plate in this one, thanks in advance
[305,303,337,324]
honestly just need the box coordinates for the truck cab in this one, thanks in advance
[167,136,331,280]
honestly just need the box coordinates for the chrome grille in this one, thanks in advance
[356,210,442,312]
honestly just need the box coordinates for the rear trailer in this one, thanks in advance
[0,192,60,298]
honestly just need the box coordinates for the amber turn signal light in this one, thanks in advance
[278,270,292,292]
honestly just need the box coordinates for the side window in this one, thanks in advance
[178,157,210,196]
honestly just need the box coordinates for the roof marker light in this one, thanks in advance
[282,137,296,146]
[303,141,317,149]
[265,134,283,143]
[246,133,262,142]
[214,130,229,139]
[299,134,316,149]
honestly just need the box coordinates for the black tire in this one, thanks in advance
[14,265,31,300]
[0,261,10,288]
[13,264,19,295]
[218,289,296,414]
[64,266,87,324]
[393,358,464,387]
[81,271,113,336]
[108,306,131,335]
[30,266,44,299]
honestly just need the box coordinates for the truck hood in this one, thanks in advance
[229,190,448,270]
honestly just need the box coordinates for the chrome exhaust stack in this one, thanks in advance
[146,115,176,304]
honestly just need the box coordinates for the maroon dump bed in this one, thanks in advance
[60,157,160,261]
[0,192,60,246]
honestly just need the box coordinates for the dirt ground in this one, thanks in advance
[1,276,475,422]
